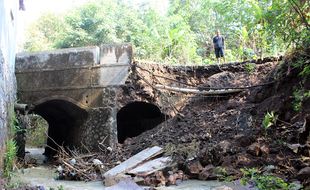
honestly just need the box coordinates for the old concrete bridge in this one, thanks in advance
[15,43,166,155]
[16,42,279,156]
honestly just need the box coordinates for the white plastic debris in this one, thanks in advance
[57,165,63,173]
[93,159,104,168]
[70,158,76,166]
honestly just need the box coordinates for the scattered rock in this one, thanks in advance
[246,143,260,156]
[300,162,310,168]
[144,171,165,187]
[296,167,310,181]
[165,171,183,186]
[184,159,204,179]
[226,146,242,155]
[198,164,214,180]
[269,148,279,154]
[237,114,253,136]
[260,145,270,155]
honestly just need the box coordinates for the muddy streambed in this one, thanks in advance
[12,148,223,190]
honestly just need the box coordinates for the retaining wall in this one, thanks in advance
[0,0,19,177]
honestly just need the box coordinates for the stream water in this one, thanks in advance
[12,148,224,190]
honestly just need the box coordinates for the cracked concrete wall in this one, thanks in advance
[0,0,19,177]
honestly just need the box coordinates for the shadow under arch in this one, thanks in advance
[31,99,88,156]
[117,101,167,143]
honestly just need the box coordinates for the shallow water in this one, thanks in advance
[12,167,104,190]
[12,148,223,190]
[12,168,221,190]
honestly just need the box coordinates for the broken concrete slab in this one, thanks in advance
[128,157,171,175]
[104,146,164,177]
[105,178,144,190]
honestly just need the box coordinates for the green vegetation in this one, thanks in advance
[3,180,30,189]
[214,166,234,182]
[4,139,17,179]
[290,54,310,111]
[293,87,310,111]
[240,167,302,190]
[22,0,310,65]
[55,185,64,190]
[4,110,19,179]
[26,115,48,147]
[3,110,49,179]
[262,110,278,129]
[245,63,256,74]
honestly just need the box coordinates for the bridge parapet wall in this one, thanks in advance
[16,43,132,109]
[15,43,133,153]
[15,46,100,70]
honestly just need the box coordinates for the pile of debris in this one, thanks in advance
[53,146,104,181]
[54,145,187,188]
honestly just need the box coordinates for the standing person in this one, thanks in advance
[213,29,226,64]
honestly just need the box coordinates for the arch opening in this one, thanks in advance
[32,99,88,156]
[117,102,167,143]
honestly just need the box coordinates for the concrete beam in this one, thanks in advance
[16,46,100,71]
[96,43,133,86]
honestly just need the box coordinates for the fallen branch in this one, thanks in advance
[63,161,92,180]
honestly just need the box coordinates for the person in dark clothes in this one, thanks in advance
[213,29,226,64]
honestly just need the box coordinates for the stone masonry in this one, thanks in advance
[15,43,133,155]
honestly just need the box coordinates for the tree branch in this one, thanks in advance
[289,0,310,29]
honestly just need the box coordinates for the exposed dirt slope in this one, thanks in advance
[115,51,310,186]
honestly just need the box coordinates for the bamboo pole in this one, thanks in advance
[155,85,244,94]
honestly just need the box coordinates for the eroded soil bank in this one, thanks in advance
[111,49,310,188]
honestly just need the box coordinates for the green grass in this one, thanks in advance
[26,115,48,147]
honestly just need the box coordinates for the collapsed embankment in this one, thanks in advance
[51,52,310,188]
[114,54,310,187]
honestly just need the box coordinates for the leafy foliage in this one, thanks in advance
[293,87,310,111]
[240,167,302,190]
[262,110,278,129]
[26,115,48,147]
[245,63,256,74]
[214,166,234,181]
[22,0,310,64]
[4,110,19,179]
[4,139,17,179]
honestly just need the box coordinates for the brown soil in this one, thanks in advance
[113,49,310,186]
